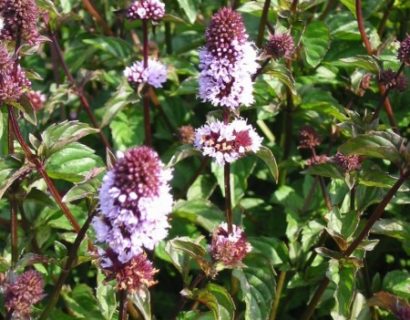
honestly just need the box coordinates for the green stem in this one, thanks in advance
[269,271,287,320]
[38,211,96,320]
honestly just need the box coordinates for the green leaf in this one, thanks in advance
[173,199,224,232]
[302,21,330,68]
[329,260,358,319]
[334,56,380,73]
[45,142,104,183]
[265,63,297,96]
[10,95,37,125]
[169,236,212,274]
[110,110,144,150]
[62,168,103,203]
[83,37,133,61]
[129,288,152,320]
[382,270,410,299]
[39,121,99,157]
[167,144,200,168]
[338,132,402,164]
[340,0,356,17]
[101,82,136,127]
[176,0,197,24]
[255,146,279,183]
[171,77,199,96]
[96,271,117,320]
[185,283,235,320]
[61,284,105,318]
[0,157,29,200]
[304,163,345,180]
[233,253,276,320]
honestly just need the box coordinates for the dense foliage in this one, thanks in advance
[0,0,410,319]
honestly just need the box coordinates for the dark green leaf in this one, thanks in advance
[302,21,330,68]
[255,146,279,183]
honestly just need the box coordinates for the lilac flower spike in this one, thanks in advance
[93,146,173,264]
[127,0,165,22]
[194,119,262,166]
[124,59,167,89]
[198,8,258,109]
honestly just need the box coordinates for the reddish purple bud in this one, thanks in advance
[298,126,321,150]
[211,223,251,267]
[265,33,294,60]
[101,250,157,293]
[4,270,44,319]
[127,0,165,22]
[398,35,410,65]
[334,152,362,172]
[178,125,195,144]
[379,69,407,92]
[306,155,329,166]
[27,90,46,111]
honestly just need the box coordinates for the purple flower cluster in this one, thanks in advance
[27,90,46,111]
[334,152,362,172]
[124,59,167,89]
[379,69,408,92]
[298,126,321,150]
[93,146,173,265]
[265,33,294,60]
[0,45,31,102]
[194,119,262,166]
[198,7,258,109]
[127,0,165,22]
[398,35,410,65]
[211,223,251,267]
[4,270,44,319]
[0,0,40,44]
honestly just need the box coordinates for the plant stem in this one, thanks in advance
[301,171,409,320]
[142,20,153,146]
[252,58,271,82]
[119,290,129,320]
[355,0,398,131]
[257,0,271,48]
[38,210,96,320]
[7,106,81,232]
[81,0,113,36]
[290,0,298,13]
[48,29,112,151]
[270,271,286,320]
[10,192,18,265]
[377,0,395,37]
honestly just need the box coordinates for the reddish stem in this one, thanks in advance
[355,0,398,131]
[81,0,113,36]
[7,106,81,233]
[48,29,112,151]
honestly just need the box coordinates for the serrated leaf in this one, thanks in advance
[10,95,37,125]
[186,284,235,320]
[304,163,345,180]
[302,21,330,68]
[254,146,278,183]
[39,121,99,157]
[61,284,105,318]
[44,142,104,183]
[62,169,103,203]
[232,253,276,320]
[382,270,410,299]
[265,64,297,96]
[96,271,117,320]
[0,157,30,200]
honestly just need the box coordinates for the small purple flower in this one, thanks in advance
[379,69,407,92]
[194,119,262,166]
[99,249,157,293]
[178,125,195,144]
[265,33,294,60]
[298,126,321,150]
[306,154,329,167]
[334,152,362,172]
[0,0,40,44]
[211,223,251,267]
[127,0,165,22]
[93,146,173,264]
[198,8,258,109]
[124,59,167,89]
[398,35,410,65]
[0,45,31,102]
[4,270,44,319]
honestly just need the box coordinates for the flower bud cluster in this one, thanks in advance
[264,33,294,60]
[0,45,31,103]
[398,35,410,65]
[124,59,167,89]
[0,0,40,44]
[127,0,165,22]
